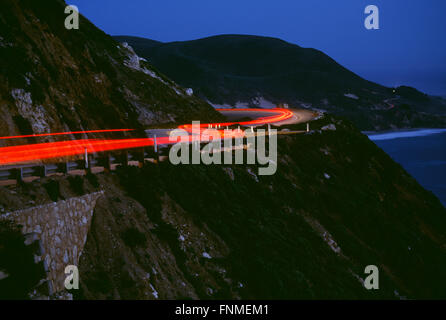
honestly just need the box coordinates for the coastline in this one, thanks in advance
[363,128,446,141]
[368,128,446,207]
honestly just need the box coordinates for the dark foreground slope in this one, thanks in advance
[0,0,221,146]
[0,221,45,299]
[115,35,446,131]
[2,116,445,299]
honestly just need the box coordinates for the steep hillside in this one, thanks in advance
[0,0,221,147]
[115,35,446,131]
[78,118,446,300]
[3,115,445,299]
[0,220,45,299]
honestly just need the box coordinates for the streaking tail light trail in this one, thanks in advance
[0,129,134,141]
[0,108,293,166]
[179,108,294,131]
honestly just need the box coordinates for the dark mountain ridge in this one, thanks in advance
[115,34,446,131]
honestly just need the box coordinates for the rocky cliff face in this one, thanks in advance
[0,0,221,146]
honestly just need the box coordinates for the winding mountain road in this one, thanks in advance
[0,108,316,166]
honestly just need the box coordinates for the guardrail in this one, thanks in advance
[0,146,166,183]
[0,128,281,184]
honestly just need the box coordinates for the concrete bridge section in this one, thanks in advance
[0,191,104,294]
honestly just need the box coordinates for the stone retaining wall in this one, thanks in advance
[1,191,104,293]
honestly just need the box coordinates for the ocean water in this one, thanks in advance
[368,129,446,207]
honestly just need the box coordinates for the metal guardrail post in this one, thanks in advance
[154,135,158,153]
[85,148,88,169]
[154,135,160,163]
[38,165,47,178]
[14,168,24,183]
[60,162,69,174]
[84,148,91,174]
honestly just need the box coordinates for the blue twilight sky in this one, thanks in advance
[69,0,446,96]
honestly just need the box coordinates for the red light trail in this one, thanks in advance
[0,129,134,141]
[179,108,294,131]
[0,108,293,166]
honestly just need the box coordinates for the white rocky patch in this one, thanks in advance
[321,124,336,131]
[219,97,278,108]
[349,270,365,286]
[202,252,212,259]
[323,231,341,254]
[171,86,183,96]
[0,270,9,280]
[344,93,359,100]
[94,74,102,83]
[312,109,326,120]
[209,101,251,109]
[246,168,259,182]
[122,43,162,79]
[252,97,276,109]
[320,147,330,156]
[121,42,183,96]
[303,215,342,255]
[300,103,313,109]
[223,167,235,181]
[149,284,159,299]
[11,89,49,134]
[24,73,31,85]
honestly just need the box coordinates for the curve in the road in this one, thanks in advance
[179,108,295,131]
[0,108,311,166]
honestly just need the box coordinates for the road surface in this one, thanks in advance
[0,108,317,166]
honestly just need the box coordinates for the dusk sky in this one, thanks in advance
[70,0,446,95]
